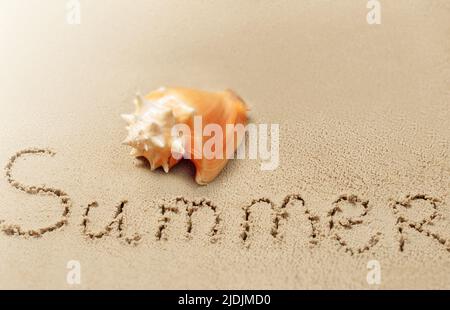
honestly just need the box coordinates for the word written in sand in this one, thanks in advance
[1,148,449,255]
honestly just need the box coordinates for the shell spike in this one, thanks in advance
[121,114,135,124]
[122,137,132,146]
[162,162,169,173]
[134,92,144,112]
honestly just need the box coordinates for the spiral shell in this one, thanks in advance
[122,87,248,184]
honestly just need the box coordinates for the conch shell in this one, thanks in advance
[122,87,248,185]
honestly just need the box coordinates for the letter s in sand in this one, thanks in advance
[2,148,71,237]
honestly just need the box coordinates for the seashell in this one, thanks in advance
[122,87,248,185]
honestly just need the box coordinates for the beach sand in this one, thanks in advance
[0,0,449,289]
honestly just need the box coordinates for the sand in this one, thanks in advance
[0,0,449,289]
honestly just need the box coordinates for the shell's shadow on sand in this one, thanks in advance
[134,156,196,182]
[133,155,243,185]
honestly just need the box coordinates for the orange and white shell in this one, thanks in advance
[121,87,248,185]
